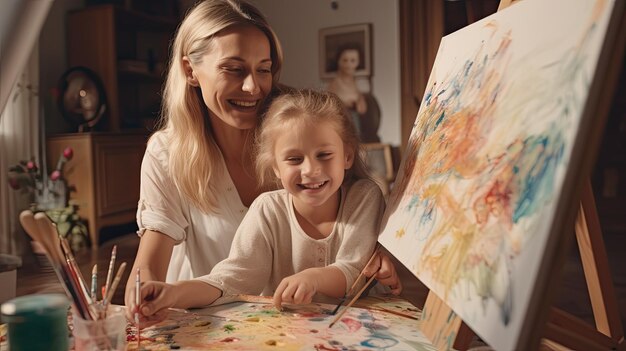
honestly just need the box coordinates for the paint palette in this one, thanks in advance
[126,295,435,350]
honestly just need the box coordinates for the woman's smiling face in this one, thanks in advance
[187,25,273,130]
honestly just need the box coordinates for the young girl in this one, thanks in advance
[136,89,384,319]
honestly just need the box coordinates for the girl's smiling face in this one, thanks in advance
[185,25,273,130]
[272,119,354,213]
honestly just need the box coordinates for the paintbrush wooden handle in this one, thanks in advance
[347,244,381,296]
[19,210,40,241]
[60,238,93,305]
[32,212,94,320]
[103,245,117,306]
[366,307,419,320]
[31,212,64,265]
[21,210,62,265]
[329,272,378,328]
[105,262,127,304]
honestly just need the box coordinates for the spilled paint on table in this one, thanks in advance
[125,295,435,350]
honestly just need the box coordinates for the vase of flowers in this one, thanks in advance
[7,147,89,253]
[8,147,73,211]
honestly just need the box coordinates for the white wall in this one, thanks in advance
[250,0,401,146]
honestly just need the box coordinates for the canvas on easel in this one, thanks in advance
[378,0,625,349]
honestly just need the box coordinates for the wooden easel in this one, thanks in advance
[544,182,625,350]
[417,1,626,350]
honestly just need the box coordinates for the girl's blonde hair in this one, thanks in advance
[255,89,370,188]
[157,0,283,213]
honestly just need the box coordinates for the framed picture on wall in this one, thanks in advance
[319,23,371,79]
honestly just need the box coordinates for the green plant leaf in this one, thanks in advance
[56,222,70,236]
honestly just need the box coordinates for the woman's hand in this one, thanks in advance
[124,231,175,317]
[362,251,402,295]
[124,273,144,319]
[139,281,179,315]
[126,281,177,328]
[126,304,169,329]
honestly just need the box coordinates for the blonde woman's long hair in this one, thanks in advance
[255,89,371,189]
[157,0,283,213]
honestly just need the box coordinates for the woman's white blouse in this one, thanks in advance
[136,132,248,282]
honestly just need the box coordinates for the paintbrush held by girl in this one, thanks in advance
[131,89,395,323]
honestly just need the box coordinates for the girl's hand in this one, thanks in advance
[273,271,318,310]
[362,251,402,295]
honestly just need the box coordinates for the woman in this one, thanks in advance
[123,0,282,308]
[125,0,401,313]
[327,44,381,143]
[328,45,367,115]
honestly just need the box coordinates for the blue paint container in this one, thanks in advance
[1,293,69,351]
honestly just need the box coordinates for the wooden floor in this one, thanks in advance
[14,228,626,344]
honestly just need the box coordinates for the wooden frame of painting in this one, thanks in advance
[319,23,371,79]
[377,0,626,350]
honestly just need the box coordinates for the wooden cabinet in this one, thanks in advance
[47,133,147,249]
[61,4,174,247]
[66,4,176,131]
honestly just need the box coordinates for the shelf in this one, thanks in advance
[67,4,174,132]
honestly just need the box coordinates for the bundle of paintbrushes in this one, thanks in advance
[93,244,127,320]
[18,210,127,322]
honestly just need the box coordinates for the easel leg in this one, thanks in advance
[420,292,474,350]
[574,181,624,341]
[545,181,624,350]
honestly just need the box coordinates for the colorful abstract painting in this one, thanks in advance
[378,0,619,349]
[125,296,434,350]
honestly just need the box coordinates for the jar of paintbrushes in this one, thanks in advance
[16,209,128,351]
[72,305,126,351]
[71,244,127,351]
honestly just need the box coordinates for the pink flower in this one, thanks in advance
[8,177,20,190]
[50,170,62,181]
[63,147,73,160]
[26,161,38,172]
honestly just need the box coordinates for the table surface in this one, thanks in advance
[124,294,435,351]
